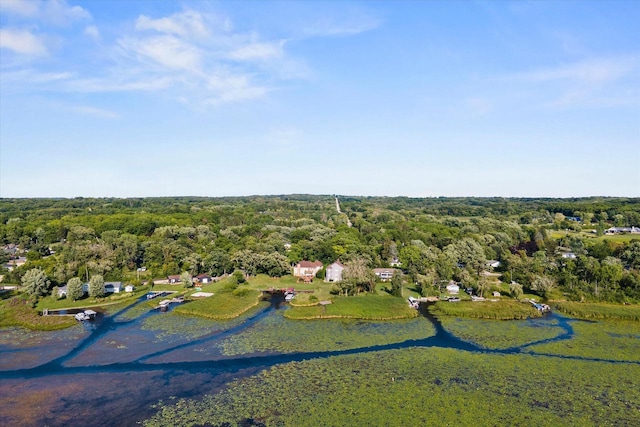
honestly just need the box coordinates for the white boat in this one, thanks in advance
[285,293,294,301]
[75,312,89,321]
[84,309,97,318]
[159,300,171,307]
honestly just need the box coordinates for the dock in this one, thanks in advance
[156,296,184,309]
[147,291,177,300]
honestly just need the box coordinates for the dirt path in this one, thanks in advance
[335,196,352,227]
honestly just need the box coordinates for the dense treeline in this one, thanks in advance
[1,196,639,302]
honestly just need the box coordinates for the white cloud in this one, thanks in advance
[1,0,40,16]
[135,10,209,39]
[304,14,380,37]
[0,28,48,55]
[43,0,91,25]
[2,0,91,25]
[205,71,269,105]
[229,40,285,61]
[84,25,100,40]
[520,56,638,84]
[119,35,202,72]
[515,56,640,109]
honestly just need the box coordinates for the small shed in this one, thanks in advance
[492,291,501,297]
[125,285,135,292]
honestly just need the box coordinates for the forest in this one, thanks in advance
[1,195,639,303]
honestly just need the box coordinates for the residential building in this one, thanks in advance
[373,268,396,282]
[325,261,345,282]
[293,260,323,278]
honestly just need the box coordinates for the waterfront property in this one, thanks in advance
[325,261,344,282]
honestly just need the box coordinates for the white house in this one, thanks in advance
[373,268,396,282]
[325,261,345,282]
[125,285,135,292]
[104,282,123,293]
[195,274,213,284]
[446,282,460,294]
[293,261,323,278]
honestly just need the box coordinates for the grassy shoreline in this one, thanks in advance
[284,294,418,320]
[428,300,542,320]
[173,289,264,320]
[553,301,640,320]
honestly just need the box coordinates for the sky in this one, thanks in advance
[0,0,638,198]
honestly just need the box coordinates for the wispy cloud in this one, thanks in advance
[84,25,100,40]
[72,105,120,119]
[135,10,209,40]
[0,28,48,55]
[1,0,40,16]
[520,56,638,84]
[516,55,640,108]
[229,40,286,61]
[118,35,203,72]
[2,0,91,25]
[1,4,373,108]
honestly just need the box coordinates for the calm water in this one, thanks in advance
[0,298,590,426]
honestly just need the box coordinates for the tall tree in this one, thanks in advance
[67,277,84,301]
[390,270,403,297]
[89,275,105,298]
[342,257,376,294]
[21,268,50,297]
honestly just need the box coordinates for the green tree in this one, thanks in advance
[89,275,105,298]
[342,257,376,294]
[390,270,403,297]
[67,277,84,301]
[509,282,523,300]
[531,275,557,299]
[231,270,246,284]
[181,271,194,288]
[21,267,50,297]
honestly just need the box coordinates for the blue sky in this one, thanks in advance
[1,0,638,198]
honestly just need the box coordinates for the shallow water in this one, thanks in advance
[0,298,635,427]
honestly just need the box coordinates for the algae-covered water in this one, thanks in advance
[1,297,638,426]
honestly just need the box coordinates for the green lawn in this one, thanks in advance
[173,289,264,320]
[285,294,418,320]
[0,296,77,330]
[35,285,151,311]
[429,300,542,320]
[550,230,640,243]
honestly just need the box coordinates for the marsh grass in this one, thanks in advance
[529,319,640,361]
[219,311,435,356]
[145,348,640,427]
[554,301,640,320]
[429,300,541,319]
[284,294,418,320]
[438,317,564,349]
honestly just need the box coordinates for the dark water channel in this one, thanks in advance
[0,297,627,427]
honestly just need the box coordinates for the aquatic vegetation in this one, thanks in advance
[285,294,418,320]
[428,300,542,320]
[219,311,435,356]
[141,305,267,342]
[174,290,263,320]
[438,317,564,350]
[554,301,640,320]
[145,348,640,427]
[528,319,640,362]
